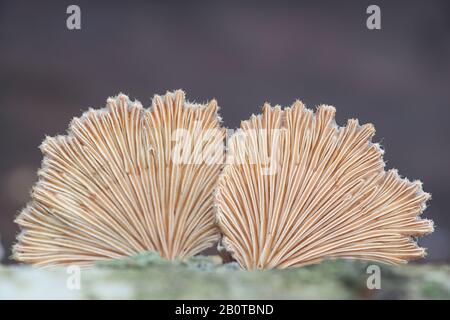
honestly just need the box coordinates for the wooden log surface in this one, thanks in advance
[0,253,449,299]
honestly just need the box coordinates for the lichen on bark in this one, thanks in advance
[0,253,449,299]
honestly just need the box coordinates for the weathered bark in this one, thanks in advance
[1,253,449,299]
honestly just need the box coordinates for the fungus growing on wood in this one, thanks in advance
[14,90,224,266]
[215,101,433,270]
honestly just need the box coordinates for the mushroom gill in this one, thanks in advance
[215,101,434,270]
[14,90,224,266]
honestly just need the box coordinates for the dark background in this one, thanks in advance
[0,0,449,264]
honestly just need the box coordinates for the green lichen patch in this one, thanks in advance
[1,258,449,299]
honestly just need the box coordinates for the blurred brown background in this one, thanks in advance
[0,0,449,264]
